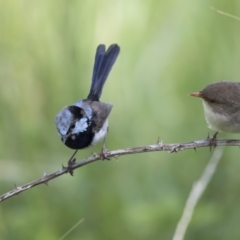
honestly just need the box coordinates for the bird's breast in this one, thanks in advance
[202,100,240,133]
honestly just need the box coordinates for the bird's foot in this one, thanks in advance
[207,132,218,151]
[100,144,111,160]
[63,150,78,176]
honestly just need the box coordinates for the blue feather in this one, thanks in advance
[87,44,120,101]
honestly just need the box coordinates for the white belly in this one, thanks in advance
[91,119,108,145]
[202,100,240,133]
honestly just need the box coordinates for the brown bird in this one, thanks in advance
[190,81,240,133]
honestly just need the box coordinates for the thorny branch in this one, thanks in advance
[0,138,239,202]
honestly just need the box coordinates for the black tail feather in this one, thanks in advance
[87,44,120,101]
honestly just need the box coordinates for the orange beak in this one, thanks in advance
[189,92,202,98]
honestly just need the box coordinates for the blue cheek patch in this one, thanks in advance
[55,109,73,135]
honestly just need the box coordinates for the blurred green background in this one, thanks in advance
[1,0,240,239]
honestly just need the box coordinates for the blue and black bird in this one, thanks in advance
[55,44,120,150]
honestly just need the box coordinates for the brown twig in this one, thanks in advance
[0,138,239,202]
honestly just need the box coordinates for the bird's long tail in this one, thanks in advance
[87,44,120,101]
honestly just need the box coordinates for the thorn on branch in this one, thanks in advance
[206,133,210,140]
[156,137,163,145]
[169,145,181,153]
[44,181,49,186]
[14,184,20,195]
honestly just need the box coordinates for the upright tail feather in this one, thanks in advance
[87,44,120,101]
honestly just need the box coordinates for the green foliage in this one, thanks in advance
[0,0,240,239]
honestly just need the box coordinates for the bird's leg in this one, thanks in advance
[66,150,78,176]
[207,131,218,151]
[100,127,111,160]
